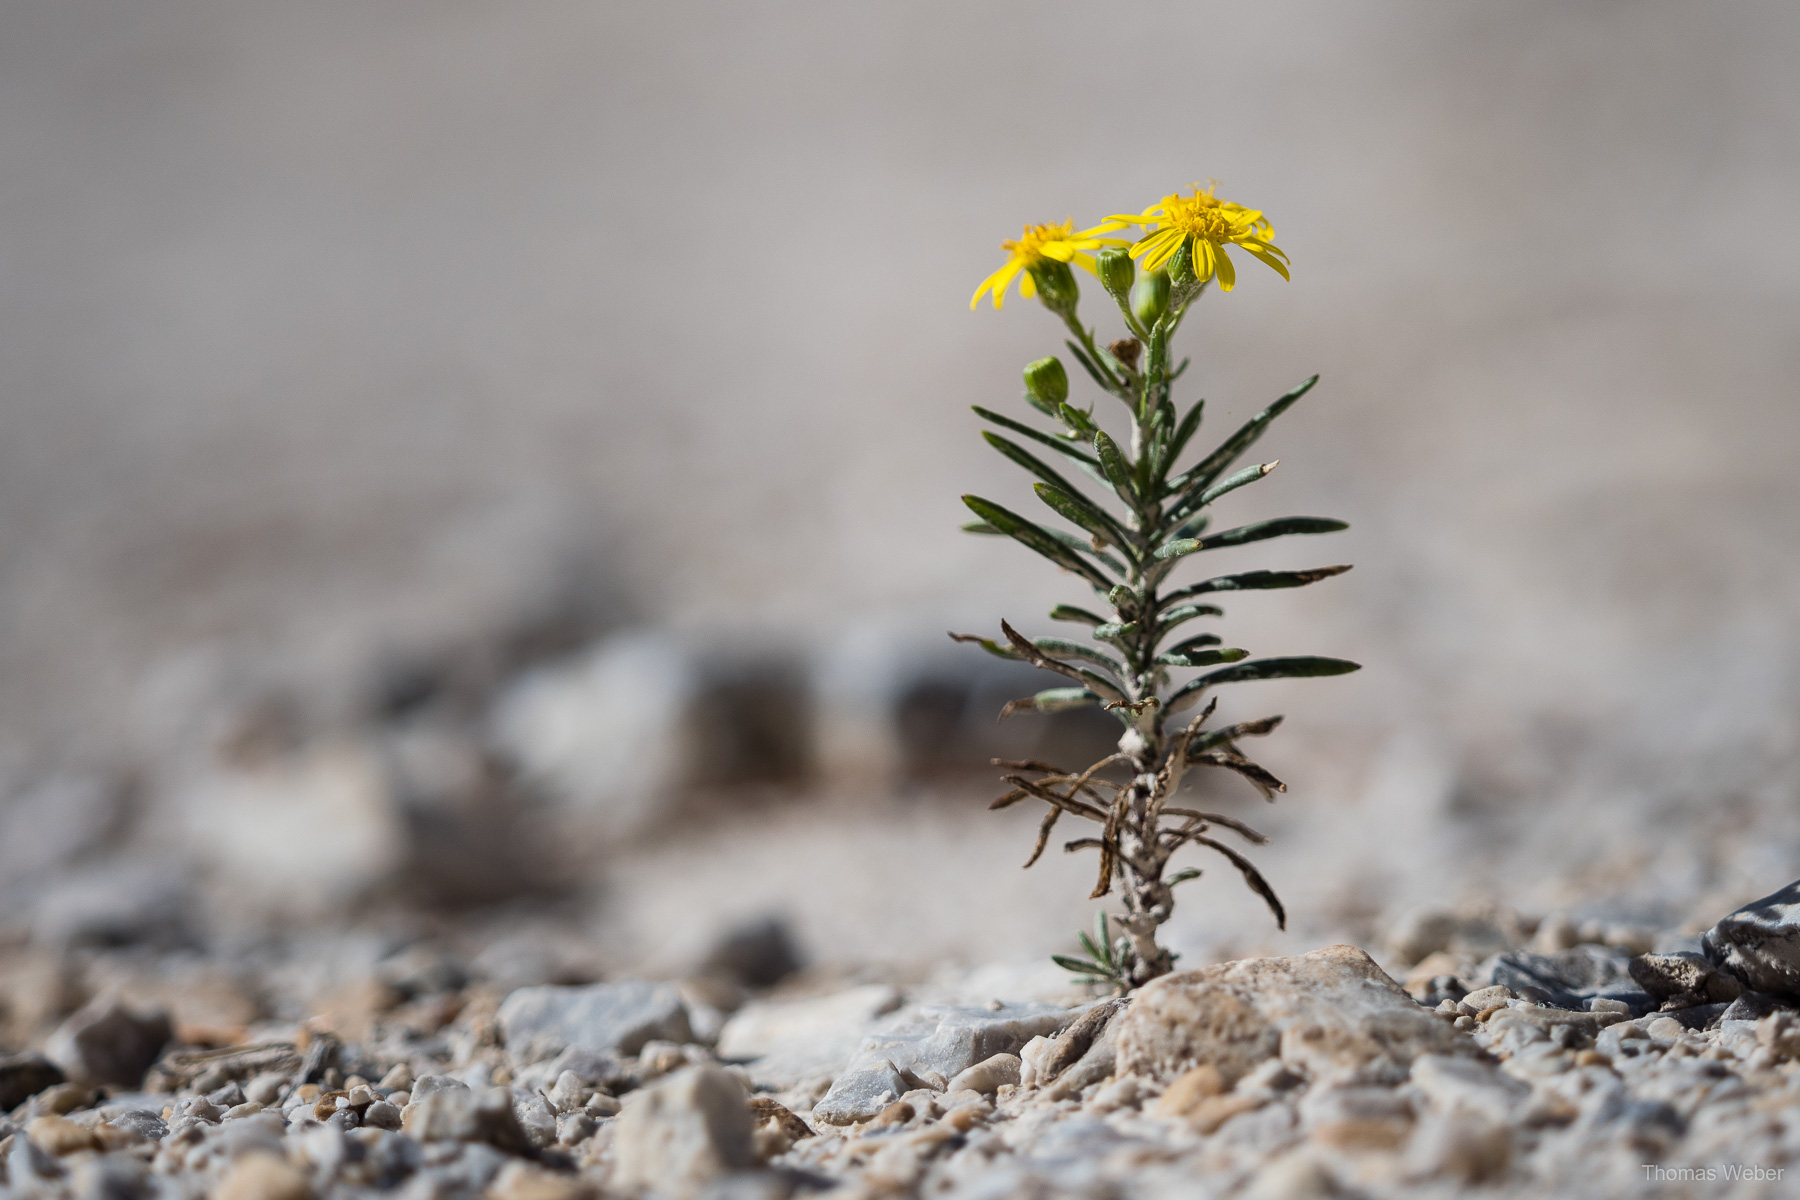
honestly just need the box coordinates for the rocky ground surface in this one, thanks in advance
[6,887,1800,1198]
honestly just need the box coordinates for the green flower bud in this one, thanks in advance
[1023,357,1069,409]
[1096,248,1134,300]
[1166,242,1198,290]
[1026,259,1079,317]
[1131,269,1171,328]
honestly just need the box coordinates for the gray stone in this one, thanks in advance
[613,1064,754,1198]
[810,1059,907,1126]
[1477,946,1651,1012]
[0,1054,65,1111]
[496,980,693,1063]
[102,1109,168,1142]
[411,1073,470,1102]
[1409,1053,1528,1123]
[1116,944,1479,1087]
[1703,879,1800,998]
[403,1085,534,1156]
[715,984,901,1089]
[510,1089,557,1149]
[44,1001,172,1088]
[810,1000,1080,1124]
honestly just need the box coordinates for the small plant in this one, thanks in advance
[955,184,1359,988]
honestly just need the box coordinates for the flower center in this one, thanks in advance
[1001,220,1075,263]
[1160,191,1235,242]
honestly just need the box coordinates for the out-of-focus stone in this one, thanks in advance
[402,1086,534,1155]
[1703,879,1800,998]
[613,1064,753,1197]
[1629,951,1743,1006]
[947,1053,1020,1096]
[0,1054,65,1111]
[812,1001,1080,1124]
[1477,947,1651,1012]
[1116,945,1477,1087]
[0,948,75,1045]
[1385,905,1529,968]
[715,984,901,1089]
[497,980,693,1063]
[215,1152,314,1200]
[44,1000,172,1088]
[27,1115,100,1155]
[1409,1053,1527,1123]
[700,916,805,990]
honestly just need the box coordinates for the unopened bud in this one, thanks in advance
[1026,259,1079,317]
[1096,248,1134,300]
[1131,270,1171,328]
[1023,357,1069,408]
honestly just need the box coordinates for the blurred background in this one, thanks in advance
[1,0,1798,1016]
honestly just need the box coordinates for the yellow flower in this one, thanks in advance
[970,220,1126,311]
[1101,184,1289,292]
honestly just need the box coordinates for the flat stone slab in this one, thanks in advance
[812,1001,1082,1124]
[715,984,901,1089]
[1116,944,1480,1088]
[496,981,693,1064]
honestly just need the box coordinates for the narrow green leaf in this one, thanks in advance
[1154,604,1224,639]
[1190,715,1284,754]
[1040,526,1127,575]
[1167,868,1202,886]
[1170,374,1319,504]
[1156,647,1250,668]
[1051,954,1113,979]
[1153,538,1202,562]
[962,495,1113,589]
[1091,621,1137,642]
[1056,402,1098,437]
[1160,398,1205,477]
[1164,565,1352,604]
[1000,687,1101,720]
[1198,516,1348,551]
[1164,656,1361,711]
[1169,512,1210,541]
[960,520,1003,535]
[1169,357,1191,381]
[1033,637,1125,677]
[971,406,1101,467]
[1033,482,1133,554]
[1092,430,1138,506]
[1164,633,1221,657]
[1051,604,1107,625]
[946,631,1020,661]
[1194,461,1276,510]
[1064,338,1120,393]
[1076,930,1104,962]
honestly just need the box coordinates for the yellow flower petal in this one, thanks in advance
[1019,270,1036,300]
[1212,241,1236,291]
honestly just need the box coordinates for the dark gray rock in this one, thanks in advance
[44,1002,172,1088]
[0,1054,65,1111]
[1703,879,1800,997]
[1721,991,1794,1022]
[497,980,693,1063]
[700,916,804,989]
[1478,947,1652,1013]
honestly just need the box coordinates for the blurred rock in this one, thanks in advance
[403,1085,534,1155]
[1117,945,1476,1088]
[496,980,693,1063]
[1477,947,1650,1012]
[0,774,122,885]
[215,1152,314,1200]
[30,861,192,949]
[699,917,804,990]
[1385,905,1530,969]
[44,1001,172,1088]
[0,947,76,1045]
[0,1054,64,1110]
[613,1064,754,1197]
[1629,951,1743,1007]
[489,631,696,842]
[812,1001,1079,1125]
[1703,878,1800,998]
[716,984,900,1091]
